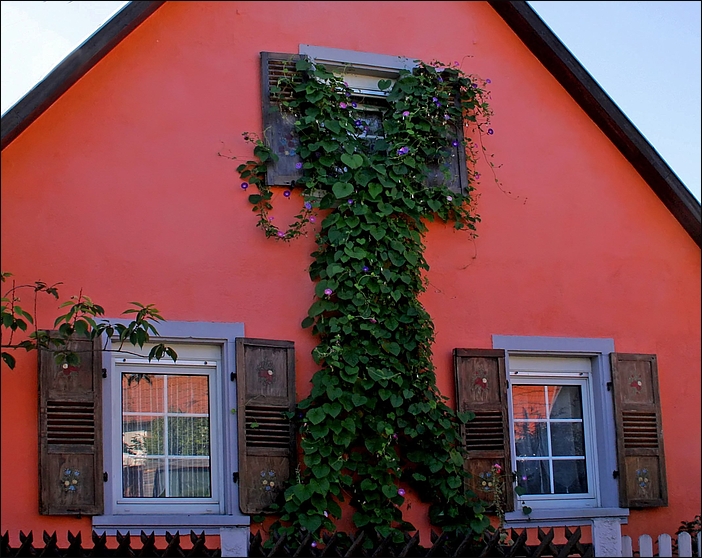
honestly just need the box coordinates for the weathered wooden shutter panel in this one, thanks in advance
[236,338,296,514]
[261,52,303,186]
[611,353,668,508]
[38,335,103,515]
[454,349,514,511]
[425,114,468,194]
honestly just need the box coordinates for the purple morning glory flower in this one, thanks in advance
[345,92,351,97]
[432,97,438,102]
[402,110,410,117]
[472,83,478,89]
[304,202,312,210]
[355,120,363,127]
[447,196,453,202]
[437,76,444,83]
[309,216,316,223]
[392,433,398,439]
[295,162,303,169]
[487,128,494,135]
[362,266,369,272]
[369,318,377,324]
[324,288,333,296]
[397,488,406,497]
[475,172,481,179]
[348,199,354,205]
[240,183,248,190]
[444,114,450,121]
[452,140,459,147]
[397,146,409,156]
[351,102,358,108]
[277,231,285,238]
[486,78,491,84]
[268,217,274,222]
[311,542,318,548]
[340,102,347,109]
[283,190,291,197]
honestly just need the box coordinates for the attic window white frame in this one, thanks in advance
[298,44,417,97]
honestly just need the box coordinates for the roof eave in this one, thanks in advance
[0,1,164,150]
[489,1,701,247]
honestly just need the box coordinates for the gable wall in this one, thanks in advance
[1,0,699,543]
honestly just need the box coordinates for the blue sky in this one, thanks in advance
[1,1,700,202]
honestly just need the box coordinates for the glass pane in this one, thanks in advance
[122,457,165,497]
[169,458,211,498]
[168,417,211,456]
[514,421,548,457]
[516,460,551,495]
[548,386,583,419]
[512,385,547,419]
[123,416,164,456]
[553,460,588,494]
[122,374,163,413]
[550,422,585,456]
[168,375,209,414]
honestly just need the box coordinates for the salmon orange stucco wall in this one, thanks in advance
[1,1,699,544]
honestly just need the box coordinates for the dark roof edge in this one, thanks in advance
[0,1,165,150]
[489,1,701,247]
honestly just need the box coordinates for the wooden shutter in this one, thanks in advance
[425,110,469,194]
[454,349,514,511]
[261,52,304,186]
[38,335,103,515]
[611,353,668,508]
[236,338,296,514]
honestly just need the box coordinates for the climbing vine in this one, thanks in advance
[237,58,494,542]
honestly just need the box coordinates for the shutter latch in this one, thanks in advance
[230,372,236,382]
[103,472,109,482]
[233,472,239,484]
[606,381,613,391]
[612,470,619,479]
[102,368,107,378]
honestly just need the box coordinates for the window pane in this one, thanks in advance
[548,386,583,419]
[516,460,550,495]
[553,460,588,494]
[169,458,211,498]
[512,385,547,419]
[122,374,163,413]
[122,457,165,497]
[550,422,585,456]
[168,375,209,414]
[514,422,548,457]
[168,417,211,456]
[123,416,164,456]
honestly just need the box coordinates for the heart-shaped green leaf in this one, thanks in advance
[341,153,364,169]
[332,182,354,199]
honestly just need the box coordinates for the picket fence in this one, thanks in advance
[621,531,701,557]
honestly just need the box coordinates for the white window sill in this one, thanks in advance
[92,514,249,535]
[504,507,629,528]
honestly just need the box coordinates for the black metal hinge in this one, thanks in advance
[612,470,619,479]
[230,372,236,382]
[102,368,107,378]
[233,472,239,484]
[607,381,613,391]
[103,472,108,482]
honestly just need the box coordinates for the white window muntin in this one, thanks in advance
[508,356,600,509]
[111,344,224,515]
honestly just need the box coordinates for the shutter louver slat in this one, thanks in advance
[611,353,668,508]
[454,348,514,511]
[236,338,295,514]
[38,334,103,515]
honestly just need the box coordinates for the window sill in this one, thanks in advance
[504,507,629,528]
[92,514,250,535]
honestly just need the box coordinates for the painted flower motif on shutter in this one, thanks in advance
[635,468,650,491]
[478,470,495,492]
[258,360,275,385]
[60,468,81,492]
[629,374,643,391]
[473,370,489,390]
[260,470,277,492]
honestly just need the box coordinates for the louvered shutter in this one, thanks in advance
[38,335,103,515]
[236,338,296,514]
[454,348,514,511]
[261,52,304,186]
[611,353,668,508]
[425,120,469,195]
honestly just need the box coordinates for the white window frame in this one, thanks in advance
[114,346,223,514]
[93,321,250,535]
[508,356,599,509]
[492,335,629,527]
